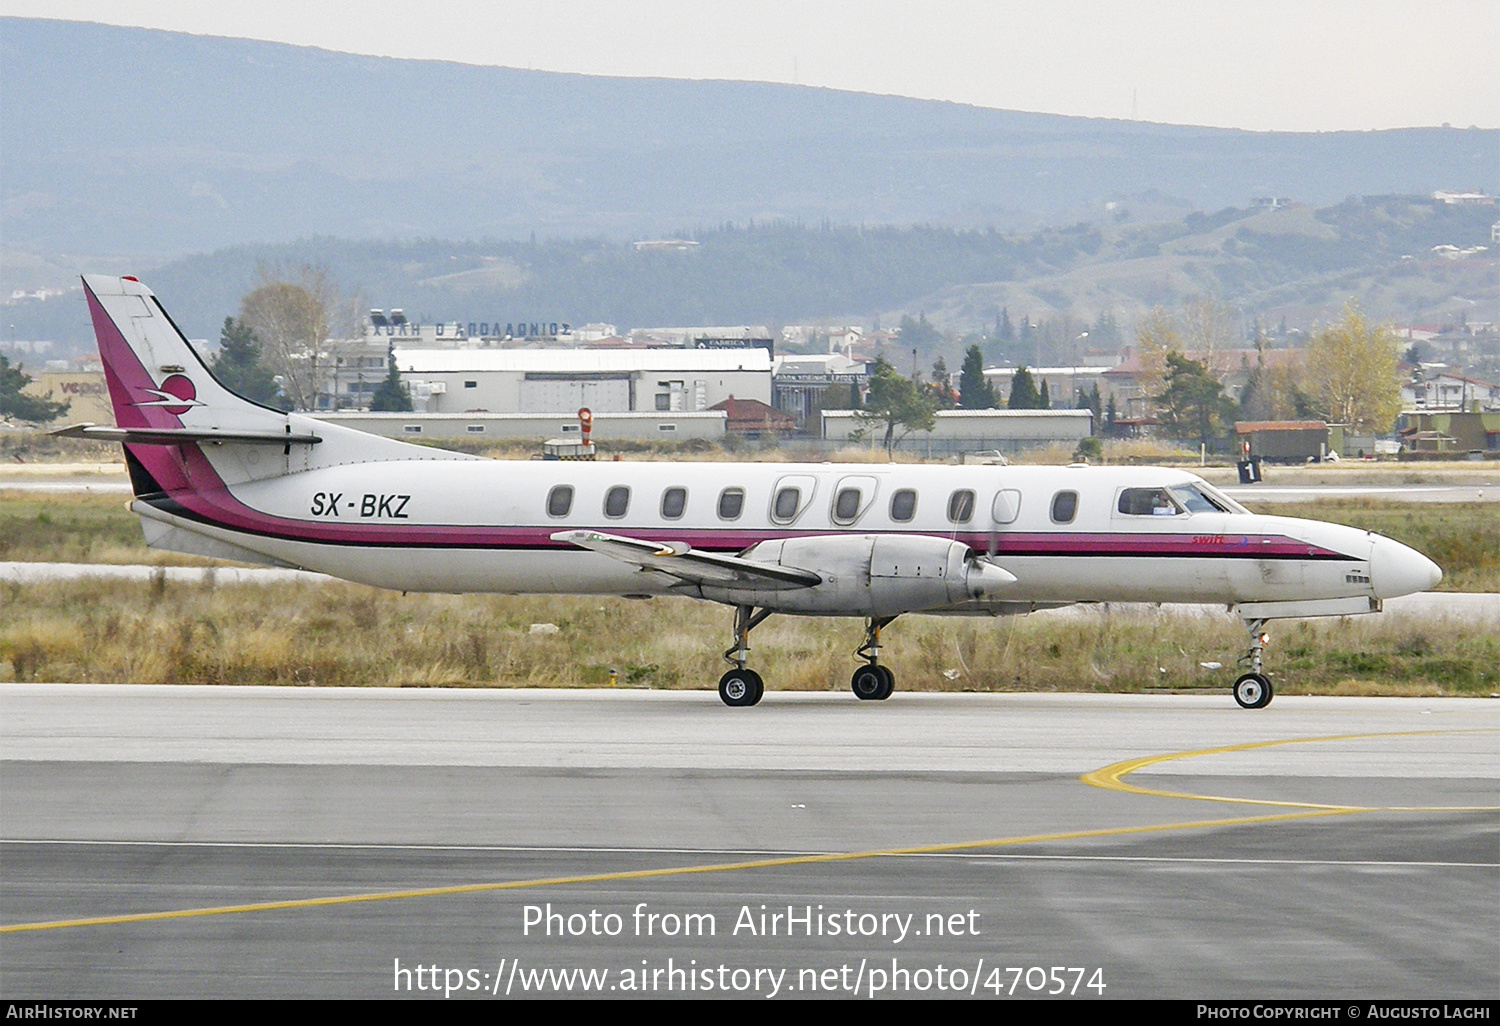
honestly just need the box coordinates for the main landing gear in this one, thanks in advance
[851,616,897,701]
[715,608,902,707]
[1233,618,1274,709]
[719,605,771,707]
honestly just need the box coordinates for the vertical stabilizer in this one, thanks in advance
[83,274,288,436]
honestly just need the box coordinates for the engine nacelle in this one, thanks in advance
[695,534,1014,616]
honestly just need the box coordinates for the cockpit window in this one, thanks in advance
[1117,487,1181,516]
[1169,483,1231,513]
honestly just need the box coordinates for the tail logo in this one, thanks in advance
[134,374,202,416]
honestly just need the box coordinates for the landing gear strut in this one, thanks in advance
[718,605,770,707]
[1233,618,1274,709]
[851,616,897,700]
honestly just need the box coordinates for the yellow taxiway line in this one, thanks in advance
[1081,728,1500,811]
[4,728,1493,935]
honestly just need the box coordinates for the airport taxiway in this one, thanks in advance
[1,686,1496,999]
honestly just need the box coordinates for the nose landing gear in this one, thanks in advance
[1233,618,1274,709]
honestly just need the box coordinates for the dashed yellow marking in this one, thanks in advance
[3,728,1493,935]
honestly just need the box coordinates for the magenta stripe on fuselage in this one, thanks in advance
[143,453,1354,561]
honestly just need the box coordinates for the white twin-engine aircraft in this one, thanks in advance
[62,275,1443,708]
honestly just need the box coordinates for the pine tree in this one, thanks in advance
[1007,366,1043,409]
[957,344,997,409]
[0,354,70,423]
[369,355,413,412]
[212,317,283,407]
[1039,380,1051,409]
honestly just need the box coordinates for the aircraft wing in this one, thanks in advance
[550,529,822,588]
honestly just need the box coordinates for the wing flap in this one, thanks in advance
[550,529,821,588]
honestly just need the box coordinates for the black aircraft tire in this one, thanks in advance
[1233,672,1273,709]
[851,665,886,701]
[874,665,895,700]
[720,669,764,707]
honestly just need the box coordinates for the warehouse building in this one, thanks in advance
[391,349,772,415]
[313,410,728,442]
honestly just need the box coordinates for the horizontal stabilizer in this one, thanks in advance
[551,529,822,588]
[52,423,322,446]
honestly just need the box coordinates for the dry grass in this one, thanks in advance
[1,579,1493,696]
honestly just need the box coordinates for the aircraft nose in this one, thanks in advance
[1369,534,1443,599]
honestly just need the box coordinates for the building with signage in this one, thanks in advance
[19,369,111,424]
[772,353,869,428]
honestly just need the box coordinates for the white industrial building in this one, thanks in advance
[313,410,728,442]
[391,348,773,415]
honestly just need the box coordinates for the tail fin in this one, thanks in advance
[76,275,474,503]
[83,274,286,436]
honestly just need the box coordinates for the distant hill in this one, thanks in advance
[3,17,1496,259]
[6,197,1494,354]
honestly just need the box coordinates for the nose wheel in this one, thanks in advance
[1233,672,1273,709]
[1233,617,1274,709]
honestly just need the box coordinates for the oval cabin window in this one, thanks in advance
[833,487,861,524]
[604,486,630,519]
[661,487,687,520]
[546,485,574,518]
[718,487,745,521]
[1051,490,1079,524]
[947,489,976,523]
[889,489,917,522]
[772,486,801,523]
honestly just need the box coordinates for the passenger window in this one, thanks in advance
[833,487,861,524]
[604,485,630,519]
[991,489,1021,524]
[772,486,801,523]
[546,485,574,517]
[661,487,687,519]
[718,487,745,521]
[947,489,976,523]
[889,489,917,522]
[1051,490,1079,524]
[1117,488,1180,516]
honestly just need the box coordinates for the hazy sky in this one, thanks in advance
[5,1,1497,132]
